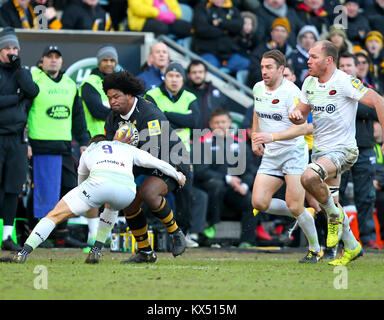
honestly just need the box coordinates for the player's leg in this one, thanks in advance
[140,175,186,257]
[284,174,322,262]
[0,192,88,263]
[251,174,288,216]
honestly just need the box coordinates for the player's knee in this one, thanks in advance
[252,197,269,212]
[286,200,303,216]
[301,169,319,189]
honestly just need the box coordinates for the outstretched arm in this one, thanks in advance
[253,123,313,144]
[359,89,384,153]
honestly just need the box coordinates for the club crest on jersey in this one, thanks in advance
[329,90,337,95]
[272,99,279,104]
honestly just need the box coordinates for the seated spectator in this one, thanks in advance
[247,17,293,87]
[192,0,249,77]
[287,25,319,87]
[61,0,113,31]
[344,0,371,48]
[127,0,191,39]
[137,41,170,91]
[193,107,257,246]
[364,30,384,93]
[185,59,247,129]
[233,11,258,85]
[0,0,61,29]
[364,0,384,38]
[296,0,331,36]
[325,24,354,56]
[256,0,303,46]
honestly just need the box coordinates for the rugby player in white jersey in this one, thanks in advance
[289,40,384,265]
[0,135,186,264]
[251,50,321,263]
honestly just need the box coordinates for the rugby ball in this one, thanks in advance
[116,123,134,138]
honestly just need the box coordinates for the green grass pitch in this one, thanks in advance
[0,248,383,300]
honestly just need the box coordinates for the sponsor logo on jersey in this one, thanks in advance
[351,78,365,92]
[312,104,336,114]
[306,90,314,95]
[256,111,283,121]
[329,90,337,95]
[272,99,279,104]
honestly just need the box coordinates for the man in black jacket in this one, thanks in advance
[27,45,90,248]
[338,52,379,249]
[0,27,39,250]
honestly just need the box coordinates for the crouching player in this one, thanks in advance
[0,135,186,264]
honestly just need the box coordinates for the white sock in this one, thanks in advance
[2,225,13,240]
[341,213,359,250]
[87,217,100,243]
[265,198,294,217]
[25,217,56,250]
[319,193,340,220]
[96,208,118,244]
[296,209,320,252]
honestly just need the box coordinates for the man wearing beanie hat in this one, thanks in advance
[344,0,370,47]
[26,44,90,249]
[79,45,118,138]
[0,27,39,251]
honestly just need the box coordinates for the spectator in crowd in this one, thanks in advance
[192,0,249,77]
[106,0,128,30]
[0,0,41,29]
[79,45,118,138]
[338,52,380,249]
[296,0,331,36]
[287,25,319,87]
[247,17,293,87]
[232,0,260,13]
[344,0,370,48]
[61,0,113,31]
[364,31,384,93]
[127,0,191,39]
[194,107,257,246]
[364,0,384,38]
[137,41,170,91]
[27,45,90,248]
[355,50,376,89]
[325,24,354,56]
[234,11,259,85]
[0,27,39,250]
[256,0,303,46]
[185,59,236,129]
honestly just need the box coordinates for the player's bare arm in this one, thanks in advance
[251,109,264,156]
[253,123,313,144]
[289,101,311,125]
[359,88,384,153]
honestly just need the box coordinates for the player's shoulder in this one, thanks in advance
[252,81,264,93]
[282,78,301,92]
[301,75,316,89]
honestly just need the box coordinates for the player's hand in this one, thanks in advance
[177,172,186,187]
[373,180,382,191]
[253,132,274,144]
[113,131,135,145]
[289,109,305,124]
[27,145,32,159]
